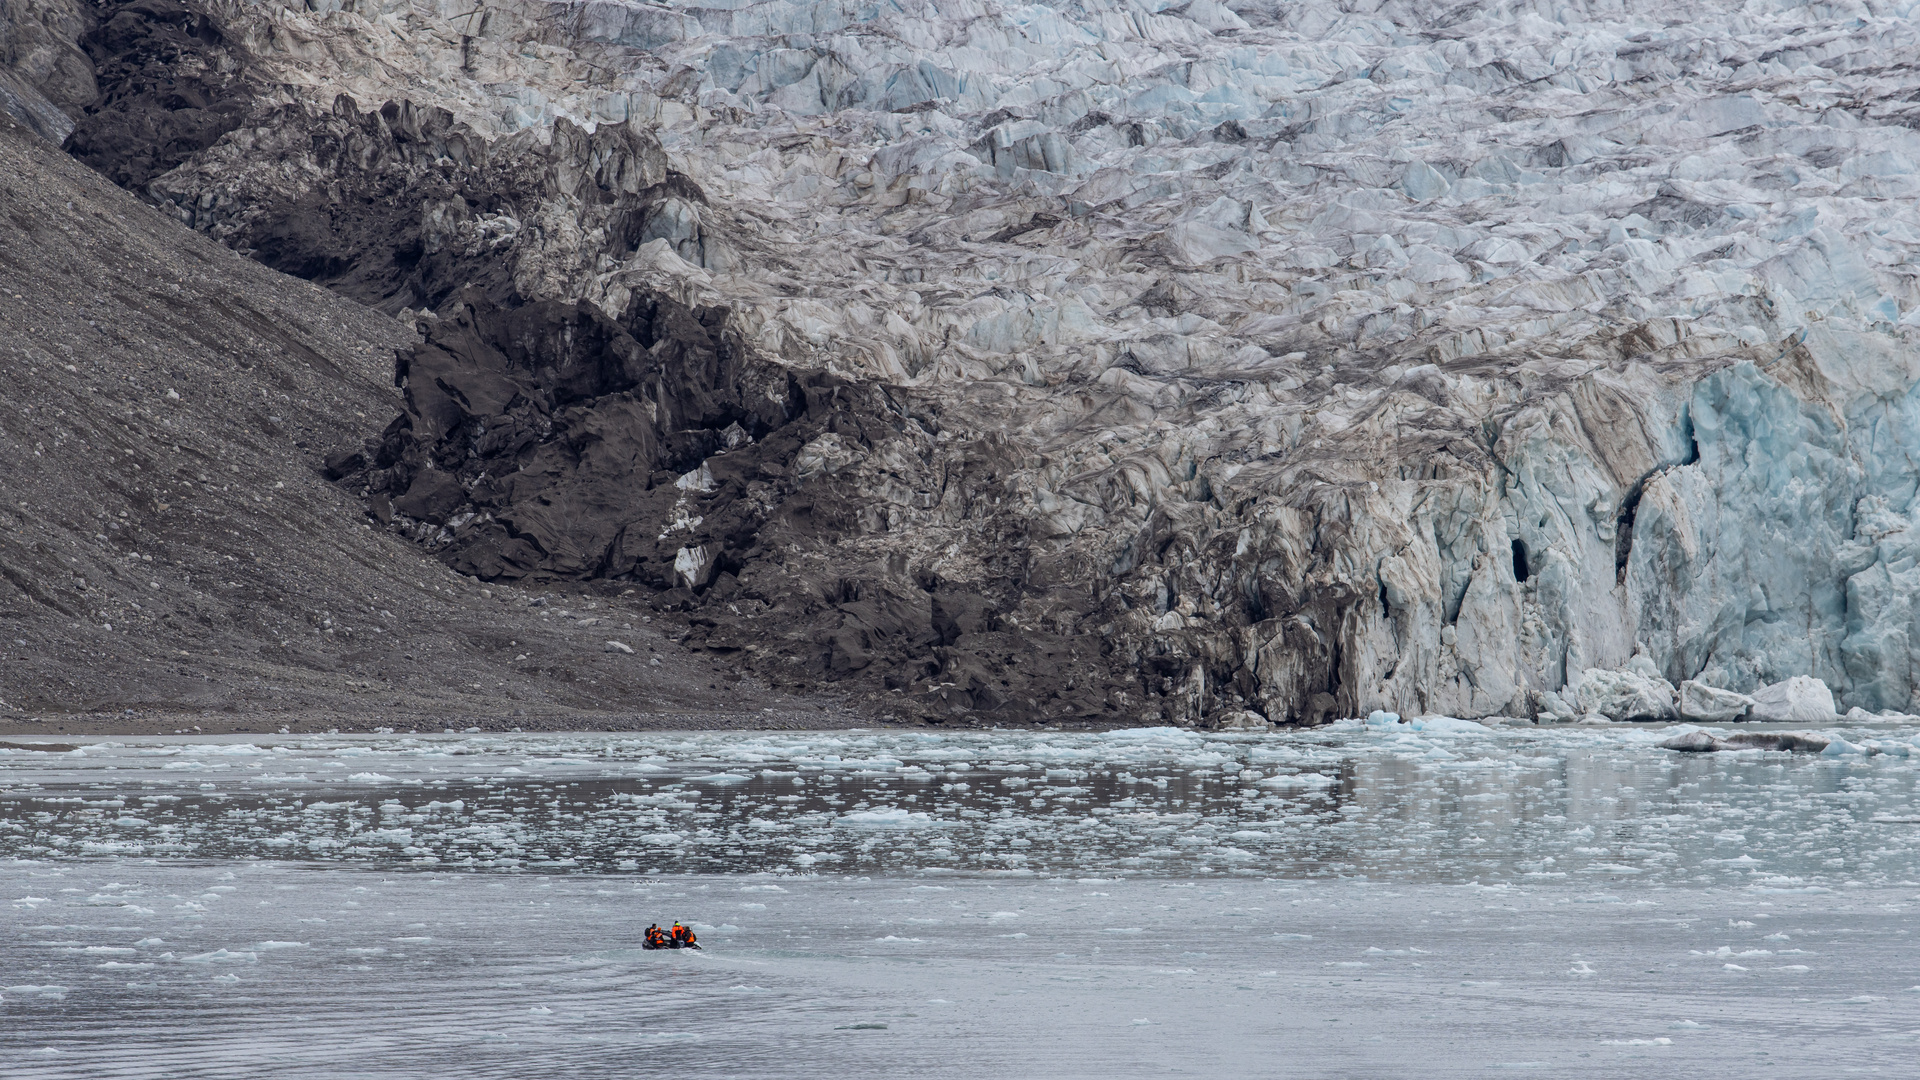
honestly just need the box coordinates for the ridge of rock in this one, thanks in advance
[0,106,840,730]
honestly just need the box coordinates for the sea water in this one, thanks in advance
[4,720,1919,1076]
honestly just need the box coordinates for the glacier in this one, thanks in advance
[12,0,1920,723]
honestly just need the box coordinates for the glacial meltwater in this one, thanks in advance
[5,720,1920,1077]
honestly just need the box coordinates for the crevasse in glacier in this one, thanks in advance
[48,0,1920,720]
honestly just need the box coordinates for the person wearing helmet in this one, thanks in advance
[644,923,670,950]
[671,921,699,949]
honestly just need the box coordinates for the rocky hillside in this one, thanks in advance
[11,0,1920,727]
[0,106,851,733]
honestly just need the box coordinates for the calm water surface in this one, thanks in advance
[5,720,1920,1077]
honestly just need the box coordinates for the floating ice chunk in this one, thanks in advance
[833,807,955,827]
[181,949,258,963]
[1359,711,1484,734]
[1096,727,1198,743]
[346,773,397,783]
[1256,773,1336,787]
[1820,738,1866,757]
[1406,716,1488,735]
[691,773,752,784]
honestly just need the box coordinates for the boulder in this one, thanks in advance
[1576,667,1676,722]
[1677,680,1755,723]
[1748,676,1837,724]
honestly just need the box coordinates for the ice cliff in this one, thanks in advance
[14,0,1920,724]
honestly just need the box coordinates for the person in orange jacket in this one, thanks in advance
[670,921,699,949]
[644,923,671,950]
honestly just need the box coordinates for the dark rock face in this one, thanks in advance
[369,289,782,580]
[146,96,676,314]
[62,0,252,189]
[0,106,828,730]
[328,290,1151,725]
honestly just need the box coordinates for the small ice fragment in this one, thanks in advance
[1132,1018,1152,1025]
[182,949,257,964]
[1668,1020,1706,1029]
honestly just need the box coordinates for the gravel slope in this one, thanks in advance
[0,110,858,736]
